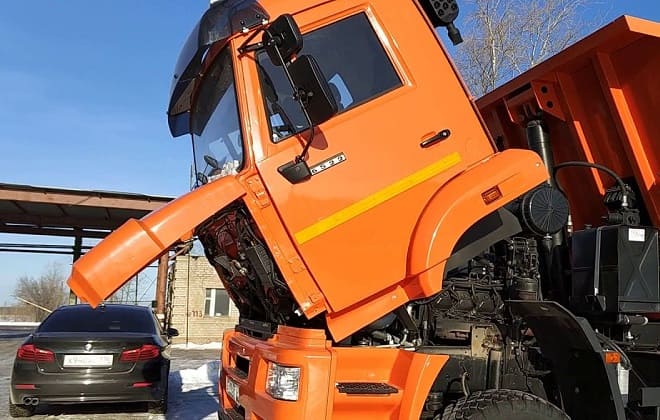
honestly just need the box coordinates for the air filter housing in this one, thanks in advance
[520,185,570,236]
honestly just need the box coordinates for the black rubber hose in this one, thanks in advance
[553,161,629,207]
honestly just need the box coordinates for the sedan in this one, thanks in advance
[9,304,178,417]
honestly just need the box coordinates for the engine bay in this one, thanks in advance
[196,204,319,329]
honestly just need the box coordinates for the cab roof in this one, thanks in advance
[167,0,270,137]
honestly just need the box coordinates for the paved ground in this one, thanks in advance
[0,334,221,419]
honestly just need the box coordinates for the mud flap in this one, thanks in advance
[509,300,625,420]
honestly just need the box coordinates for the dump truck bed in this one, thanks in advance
[477,16,660,230]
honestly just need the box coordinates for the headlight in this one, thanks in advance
[266,363,300,401]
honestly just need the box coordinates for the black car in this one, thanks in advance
[9,304,178,417]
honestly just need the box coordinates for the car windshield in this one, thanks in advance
[38,306,156,334]
[191,47,244,186]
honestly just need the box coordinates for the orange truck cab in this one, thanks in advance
[67,1,660,419]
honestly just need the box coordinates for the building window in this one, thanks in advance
[205,288,230,317]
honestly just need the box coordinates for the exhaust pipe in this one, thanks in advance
[22,397,39,406]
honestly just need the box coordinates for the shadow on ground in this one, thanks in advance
[166,360,220,419]
[32,402,150,417]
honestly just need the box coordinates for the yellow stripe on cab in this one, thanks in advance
[295,152,462,244]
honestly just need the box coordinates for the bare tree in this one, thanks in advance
[107,276,138,304]
[14,263,68,321]
[454,0,609,96]
[107,273,154,305]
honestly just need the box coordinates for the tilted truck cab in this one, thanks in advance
[67,1,660,419]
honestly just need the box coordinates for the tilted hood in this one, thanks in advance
[68,177,246,307]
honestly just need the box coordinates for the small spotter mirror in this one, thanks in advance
[263,14,303,66]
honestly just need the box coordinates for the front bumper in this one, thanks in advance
[219,326,332,420]
[218,326,449,420]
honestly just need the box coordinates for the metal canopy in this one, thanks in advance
[0,183,173,240]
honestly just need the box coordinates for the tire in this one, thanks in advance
[8,400,34,418]
[440,389,568,420]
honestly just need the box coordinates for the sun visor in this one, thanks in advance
[167,0,269,137]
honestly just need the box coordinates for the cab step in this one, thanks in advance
[336,382,399,395]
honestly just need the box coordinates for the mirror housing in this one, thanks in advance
[167,327,180,337]
[263,14,303,66]
[288,55,338,126]
[418,0,463,45]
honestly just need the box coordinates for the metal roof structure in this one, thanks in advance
[0,182,176,307]
[0,183,174,243]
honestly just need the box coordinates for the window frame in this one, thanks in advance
[204,288,230,317]
[256,11,404,143]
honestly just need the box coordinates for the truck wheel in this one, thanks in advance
[439,389,568,420]
[8,400,35,418]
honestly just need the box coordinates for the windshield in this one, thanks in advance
[191,47,244,186]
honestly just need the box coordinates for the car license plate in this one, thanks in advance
[226,377,240,405]
[63,354,113,367]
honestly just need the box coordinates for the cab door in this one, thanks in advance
[251,1,494,313]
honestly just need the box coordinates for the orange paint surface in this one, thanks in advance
[66,2,659,418]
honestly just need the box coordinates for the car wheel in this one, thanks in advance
[148,382,169,414]
[439,389,569,420]
[8,399,35,418]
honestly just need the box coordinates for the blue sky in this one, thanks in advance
[0,1,659,305]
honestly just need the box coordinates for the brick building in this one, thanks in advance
[169,254,239,345]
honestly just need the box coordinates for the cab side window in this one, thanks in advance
[257,13,402,142]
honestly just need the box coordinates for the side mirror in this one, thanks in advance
[288,55,338,126]
[167,327,179,337]
[263,14,303,66]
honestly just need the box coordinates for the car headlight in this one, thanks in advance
[266,363,300,401]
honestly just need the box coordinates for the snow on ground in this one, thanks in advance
[167,360,221,419]
[171,341,223,350]
[0,321,40,327]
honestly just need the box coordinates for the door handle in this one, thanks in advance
[420,129,451,148]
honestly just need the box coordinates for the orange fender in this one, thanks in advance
[398,352,450,420]
[406,149,548,298]
[68,177,246,306]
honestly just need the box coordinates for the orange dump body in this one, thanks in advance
[477,16,660,230]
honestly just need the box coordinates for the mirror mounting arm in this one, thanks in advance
[262,14,337,184]
[238,24,268,54]
[238,41,264,54]
[266,30,316,162]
